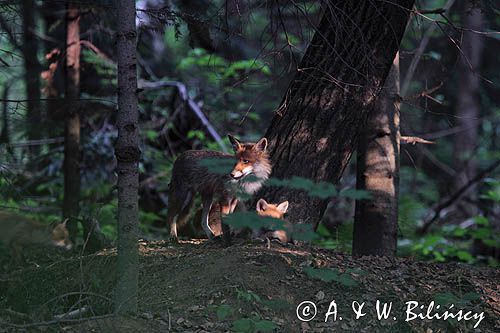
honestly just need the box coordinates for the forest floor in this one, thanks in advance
[0,239,498,332]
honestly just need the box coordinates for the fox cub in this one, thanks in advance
[167,135,271,240]
[256,198,290,243]
[0,211,73,263]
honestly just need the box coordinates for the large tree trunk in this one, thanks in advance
[63,2,81,241]
[114,0,140,315]
[353,54,400,257]
[453,4,484,205]
[21,0,41,158]
[260,0,414,225]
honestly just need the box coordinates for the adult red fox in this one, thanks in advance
[167,135,271,240]
[0,211,73,263]
[256,198,290,243]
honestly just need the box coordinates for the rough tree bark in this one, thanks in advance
[63,2,81,241]
[453,4,484,205]
[353,54,400,257]
[1,86,9,145]
[21,0,41,158]
[260,0,414,225]
[114,0,140,315]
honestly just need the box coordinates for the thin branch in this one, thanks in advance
[0,12,21,51]
[402,82,443,102]
[6,137,64,147]
[401,0,456,96]
[415,8,447,15]
[138,80,228,153]
[0,314,114,329]
[80,40,114,65]
[419,160,500,234]
[400,136,434,145]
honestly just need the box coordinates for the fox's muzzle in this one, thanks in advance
[231,172,244,180]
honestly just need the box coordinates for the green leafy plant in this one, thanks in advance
[303,267,359,287]
[232,317,277,333]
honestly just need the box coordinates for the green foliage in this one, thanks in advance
[232,317,277,333]
[267,176,370,200]
[303,267,359,287]
[177,48,271,85]
[433,291,481,307]
[267,176,337,199]
[198,157,235,174]
[210,289,282,333]
[404,179,500,266]
[224,212,284,230]
[314,221,353,252]
[215,304,233,321]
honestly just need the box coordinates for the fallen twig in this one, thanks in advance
[0,314,114,329]
[54,307,89,320]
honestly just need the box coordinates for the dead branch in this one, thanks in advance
[0,314,114,329]
[0,13,21,51]
[138,80,229,153]
[7,137,64,147]
[418,159,500,234]
[401,0,456,96]
[80,40,114,65]
[402,82,444,102]
[53,307,89,320]
[139,171,169,188]
[400,136,435,145]
[415,8,447,15]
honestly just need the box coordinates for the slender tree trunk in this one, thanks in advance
[453,5,484,205]
[1,86,11,154]
[114,0,140,315]
[1,87,8,143]
[353,54,400,257]
[63,2,81,241]
[260,0,414,225]
[21,0,41,158]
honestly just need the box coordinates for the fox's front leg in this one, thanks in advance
[201,197,215,239]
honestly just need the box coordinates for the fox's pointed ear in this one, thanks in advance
[276,201,289,214]
[254,137,268,152]
[228,134,242,152]
[256,198,268,212]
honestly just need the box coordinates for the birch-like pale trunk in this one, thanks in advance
[353,54,400,257]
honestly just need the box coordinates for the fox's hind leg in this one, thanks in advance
[201,195,215,239]
[167,206,179,242]
[167,187,194,241]
[175,191,195,236]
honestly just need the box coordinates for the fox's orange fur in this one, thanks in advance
[0,211,73,263]
[167,135,271,240]
[256,198,290,243]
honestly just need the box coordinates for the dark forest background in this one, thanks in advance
[0,0,499,330]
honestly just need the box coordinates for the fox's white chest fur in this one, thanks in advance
[231,161,270,196]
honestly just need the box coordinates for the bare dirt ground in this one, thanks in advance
[0,239,499,332]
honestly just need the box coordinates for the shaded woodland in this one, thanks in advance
[0,0,499,332]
